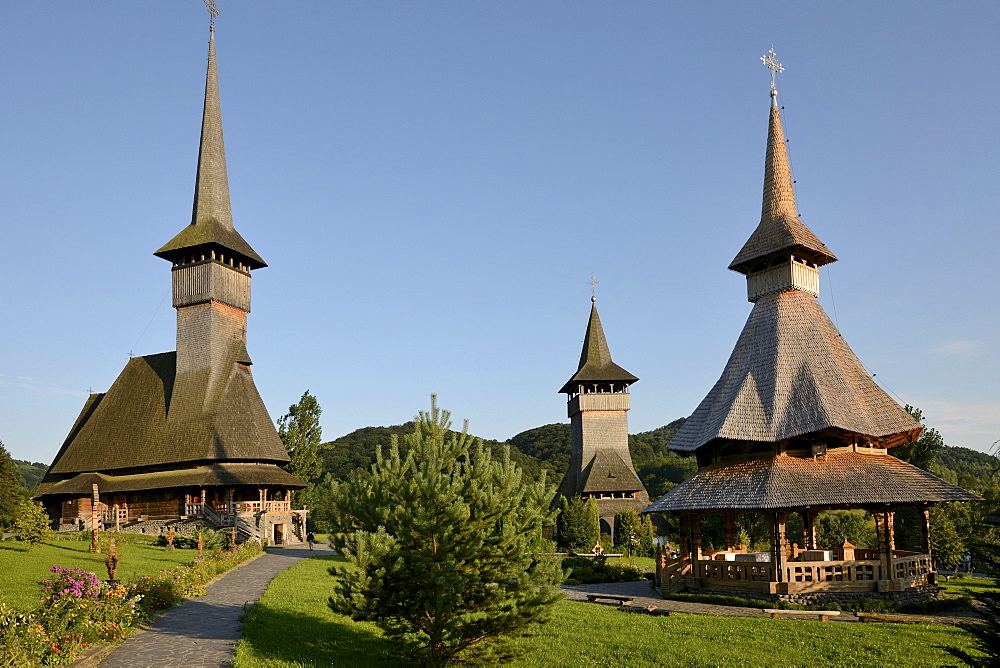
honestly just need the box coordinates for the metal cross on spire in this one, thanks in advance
[588,274,600,302]
[761,47,784,97]
[205,0,220,29]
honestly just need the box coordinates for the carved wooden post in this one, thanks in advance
[691,514,703,562]
[678,513,690,561]
[770,512,788,582]
[655,544,663,587]
[90,484,101,554]
[230,527,237,551]
[105,534,119,583]
[800,509,816,550]
[919,505,932,556]
[166,525,175,551]
[874,509,894,581]
[197,529,204,560]
[723,512,737,551]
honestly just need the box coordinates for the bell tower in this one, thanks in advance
[557,296,648,538]
[153,25,265,382]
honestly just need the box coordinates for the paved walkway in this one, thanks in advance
[98,545,328,667]
[562,580,784,619]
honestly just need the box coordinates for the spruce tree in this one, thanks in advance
[0,440,24,529]
[328,397,564,665]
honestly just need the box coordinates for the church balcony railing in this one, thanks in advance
[264,500,291,513]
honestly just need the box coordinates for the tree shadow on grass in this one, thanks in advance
[237,603,406,666]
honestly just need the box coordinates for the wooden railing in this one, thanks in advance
[783,560,881,584]
[698,560,773,583]
[894,554,934,581]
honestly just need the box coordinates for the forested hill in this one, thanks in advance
[314,418,694,500]
[15,460,46,491]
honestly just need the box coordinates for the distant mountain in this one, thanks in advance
[15,459,47,491]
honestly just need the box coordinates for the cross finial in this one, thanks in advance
[205,0,220,31]
[588,274,599,302]
[761,47,784,100]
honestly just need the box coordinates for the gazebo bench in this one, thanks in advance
[764,608,841,622]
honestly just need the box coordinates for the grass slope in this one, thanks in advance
[235,555,977,667]
[0,536,198,611]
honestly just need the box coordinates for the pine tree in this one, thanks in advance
[278,390,323,506]
[0,440,24,529]
[327,397,564,665]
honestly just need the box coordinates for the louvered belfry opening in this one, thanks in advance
[644,73,978,604]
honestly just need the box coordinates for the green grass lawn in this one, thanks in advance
[0,535,202,611]
[234,555,979,667]
[939,575,998,597]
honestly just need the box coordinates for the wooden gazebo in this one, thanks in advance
[644,54,978,604]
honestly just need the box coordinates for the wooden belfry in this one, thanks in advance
[644,51,978,603]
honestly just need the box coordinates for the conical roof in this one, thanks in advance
[729,99,836,273]
[155,29,265,268]
[668,290,921,452]
[559,300,638,394]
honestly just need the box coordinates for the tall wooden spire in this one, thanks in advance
[154,26,264,268]
[559,299,638,394]
[729,75,835,277]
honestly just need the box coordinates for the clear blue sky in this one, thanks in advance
[1,2,997,464]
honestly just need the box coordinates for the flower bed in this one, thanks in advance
[0,542,262,665]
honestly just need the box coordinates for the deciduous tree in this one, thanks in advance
[327,397,563,665]
[13,498,52,550]
[278,391,323,505]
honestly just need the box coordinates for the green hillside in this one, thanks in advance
[14,459,46,491]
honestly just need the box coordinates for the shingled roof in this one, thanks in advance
[729,100,836,273]
[581,449,645,493]
[154,31,265,269]
[39,463,304,497]
[644,452,980,512]
[668,289,922,453]
[38,348,290,491]
[559,301,638,394]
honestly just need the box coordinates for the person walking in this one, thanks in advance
[307,531,315,551]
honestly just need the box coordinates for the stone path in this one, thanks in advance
[98,545,328,667]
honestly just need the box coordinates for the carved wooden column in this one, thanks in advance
[800,509,817,550]
[770,511,788,582]
[692,514,704,561]
[90,484,101,554]
[919,505,932,555]
[874,509,895,580]
[723,512,737,551]
[678,513,690,560]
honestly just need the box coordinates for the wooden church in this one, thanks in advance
[644,52,978,603]
[557,298,649,539]
[36,25,306,545]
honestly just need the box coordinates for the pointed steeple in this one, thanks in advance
[729,68,836,274]
[155,26,265,268]
[559,298,638,394]
[192,26,232,231]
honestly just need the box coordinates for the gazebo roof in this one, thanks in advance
[643,452,979,513]
[667,289,922,453]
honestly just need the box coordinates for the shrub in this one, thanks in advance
[561,556,645,585]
